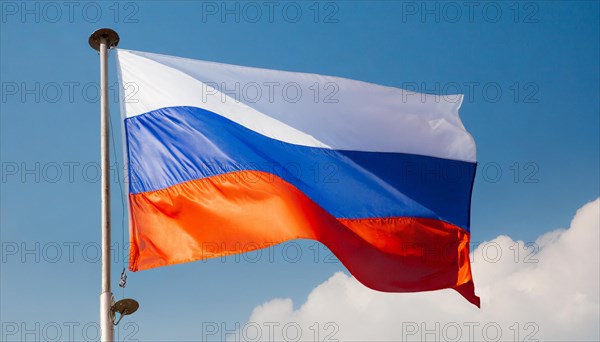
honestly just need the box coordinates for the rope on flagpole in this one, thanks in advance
[107,104,128,293]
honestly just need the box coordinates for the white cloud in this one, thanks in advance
[241,198,599,341]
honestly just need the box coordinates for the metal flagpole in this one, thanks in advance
[89,28,120,342]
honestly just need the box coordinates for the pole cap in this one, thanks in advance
[89,28,120,51]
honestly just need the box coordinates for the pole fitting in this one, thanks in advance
[89,28,120,51]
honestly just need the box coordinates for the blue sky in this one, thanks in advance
[1,1,598,341]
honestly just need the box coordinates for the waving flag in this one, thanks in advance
[116,49,479,307]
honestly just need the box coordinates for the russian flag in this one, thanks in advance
[116,49,479,307]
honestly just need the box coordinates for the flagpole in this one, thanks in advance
[89,28,120,342]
